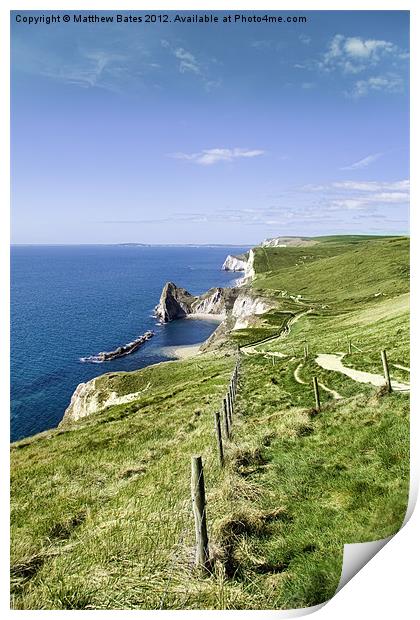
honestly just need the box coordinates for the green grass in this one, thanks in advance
[10,235,410,609]
[252,237,409,307]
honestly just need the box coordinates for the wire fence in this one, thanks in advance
[153,336,408,607]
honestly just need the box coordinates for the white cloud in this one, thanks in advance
[302,178,409,211]
[168,148,265,166]
[174,47,201,75]
[333,180,409,192]
[341,153,383,170]
[349,75,403,98]
[322,34,400,74]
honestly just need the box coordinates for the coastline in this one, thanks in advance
[161,343,204,360]
[12,246,244,441]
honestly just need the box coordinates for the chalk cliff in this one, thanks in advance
[221,254,248,272]
[155,282,239,322]
[232,290,275,330]
[262,236,318,248]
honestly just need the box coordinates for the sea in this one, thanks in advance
[11,245,248,442]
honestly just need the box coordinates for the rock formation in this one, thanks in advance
[80,330,154,363]
[221,253,248,271]
[154,282,196,322]
[231,291,275,330]
[154,282,239,323]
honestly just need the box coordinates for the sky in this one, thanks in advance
[11,10,409,244]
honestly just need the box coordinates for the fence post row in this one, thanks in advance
[191,456,209,570]
[212,358,240,480]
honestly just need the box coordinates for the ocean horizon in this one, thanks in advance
[11,244,248,441]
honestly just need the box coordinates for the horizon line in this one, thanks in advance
[10,233,410,247]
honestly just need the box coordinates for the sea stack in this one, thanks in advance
[154,282,195,323]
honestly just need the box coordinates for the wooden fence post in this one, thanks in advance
[348,340,352,355]
[381,349,392,393]
[313,376,321,411]
[214,411,224,467]
[223,397,230,438]
[191,456,209,570]
[228,389,233,422]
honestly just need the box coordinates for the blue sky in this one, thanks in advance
[11,10,409,244]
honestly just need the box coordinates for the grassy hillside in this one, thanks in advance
[253,236,408,306]
[10,236,410,610]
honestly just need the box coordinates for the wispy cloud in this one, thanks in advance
[13,39,130,92]
[168,148,265,166]
[321,34,402,74]
[302,178,409,211]
[332,180,409,192]
[291,34,409,98]
[349,75,404,98]
[174,47,201,75]
[161,40,220,90]
[341,152,383,170]
[98,178,409,233]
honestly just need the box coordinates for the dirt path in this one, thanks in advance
[293,362,342,398]
[315,353,410,392]
[241,308,313,355]
[318,381,342,400]
[281,308,313,336]
[294,363,306,385]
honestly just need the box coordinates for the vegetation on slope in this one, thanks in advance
[10,235,410,609]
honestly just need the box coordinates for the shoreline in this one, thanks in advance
[184,312,224,322]
[161,343,204,360]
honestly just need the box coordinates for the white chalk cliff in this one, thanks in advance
[232,290,275,330]
[222,254,248,272]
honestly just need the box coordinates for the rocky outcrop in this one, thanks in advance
[154,282,196,322]
[81,331,154,363]
[191,287,238,316]
[61,376,152,424]
[155,282,239,323]
[61,379,102,423]
[155,278,274,331]
[232,291,275,330]
[222,254,248,272]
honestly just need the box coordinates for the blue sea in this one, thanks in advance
[11,245,247,442]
